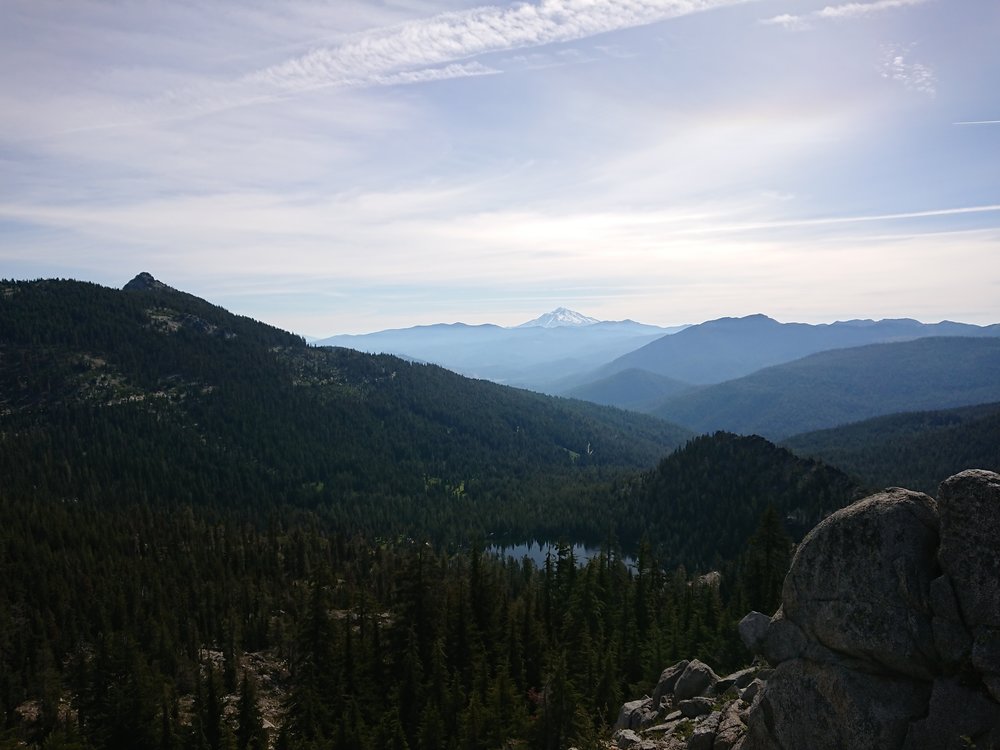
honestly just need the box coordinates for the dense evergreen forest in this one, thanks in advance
[618,433,860,570]
[0,276,858,748]
[783,402,1000,494]
[0,277,689,547]
[0,496,793,750]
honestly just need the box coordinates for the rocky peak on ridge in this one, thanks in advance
[123,271,176,293]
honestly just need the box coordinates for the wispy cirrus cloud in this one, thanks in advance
[880,43,936,96]
[671,203,1000,235]
[67,0,758,130]
[761,14,811,30]
[7,0,761,137]
[241,0,753,95]
[763,0,929,29]
[817,0,928,19]
[363,61,501,87]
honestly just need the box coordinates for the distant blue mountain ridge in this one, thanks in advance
[313,308,687,391]
[315,310,999,399]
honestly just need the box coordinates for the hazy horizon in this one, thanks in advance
[2,0,999,334]
[314,306,1000,339]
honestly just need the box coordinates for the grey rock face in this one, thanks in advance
[937,470,1000,629]
[743,659,930,750]
[712,701,745,750]
[737,612,769,655]
[715,667,757,695]
[739,679,764,707]
[652,661,690,708]
[674,660,720,702]
[760,608,807,665]
[678,697,714,719]
[973,628,1000,674]
[615,697,655,731]
[929,573,973,669]
[612,471,1000,750]
[739,470,1000,750]
[902,677,1000,750]
[687,710,721,750]
[781,487,940,679]
[614,729,644,748]
[938,470,1000,707]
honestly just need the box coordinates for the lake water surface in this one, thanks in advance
[488,541,636,571]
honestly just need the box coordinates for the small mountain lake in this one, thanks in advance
[487,541,636,571]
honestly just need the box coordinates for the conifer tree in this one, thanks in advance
[742,505,793,615]
[283,575,339,744]
[236,674,267,750]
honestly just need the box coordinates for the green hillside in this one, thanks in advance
[562,367,694,411]
[0,275,690,545]
[616,432,862,570]
[783,402,1000,494]
[651,337,1000,439]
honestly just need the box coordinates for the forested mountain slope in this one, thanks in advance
[0,278,871,749]
[618,432,862,570]
[783,402,1000,494]
[0,421,854,750]
[650,337,1000,439]
[562,368,694,411]
[585,313,1000,387]
[0,275,689,543]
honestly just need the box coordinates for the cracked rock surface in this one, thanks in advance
[745,469,1000,750]
[608,470,1000,750]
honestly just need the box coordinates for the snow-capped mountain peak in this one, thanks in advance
[516,307,600,328]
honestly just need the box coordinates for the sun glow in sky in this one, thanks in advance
[2,0,998,334]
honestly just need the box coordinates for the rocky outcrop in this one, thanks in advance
[673,661,721,703]
[616,697,658,732]
[610,469,1000,750]
[609,659,763,750]
[779,487,940,679]
[736,613,768,657]
[744,659,930,749]
[123,271,176,292]
[743,469,1000,750]
[939,470,1000,704]
[651,660,689,709]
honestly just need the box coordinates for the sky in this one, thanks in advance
[1,0,999,335]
